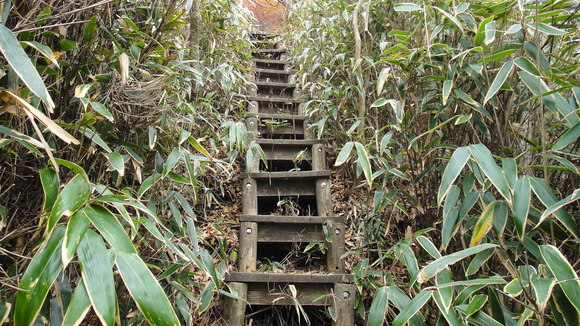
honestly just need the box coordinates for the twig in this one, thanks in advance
[14,0,115,31]
[14,20,90,34]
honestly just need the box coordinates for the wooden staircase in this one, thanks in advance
[223,33,355,325]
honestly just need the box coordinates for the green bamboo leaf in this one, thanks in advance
[187,136,212,160]
[417,235,442,259]
[504,278,523,297]
[85,204,136,254]
[14,227,65,326]
[382,287,426,325]
[198,282,215,313]
[469,144,511,202]
[518,72,579,126]
[553,122,580,151]
[530,274,555,312]
[21,41,59,67]
[501,158,516,190]
[418,244,497,283]
[148,126,157,150]
[115,252,180,326]
[46,174,92,236]
[442,79,453,105]
[394,3,423,11]
[529,22,567,35]
[83,17,97,42]
[0,25,55,111]
[54,159,88,179]
[481,49,518,64]
[475,16,494,46]
[437,146,470,205]
[103,152,124,177]
[434,7,464,32]
[371,98,388,108]
[514,57,540,76]
[39,168,59,213]
[513,177,531,240]
[77,230,116,326]
[470,201,499,247]
[435,270,454,313]
[354,142,373,186]
[62,207,90,266]
[540,245,580,313]
[433,291,463,326]
[90,101,114,122]
[540,189,580,223]
[392,291,432,326]
[427,276,506,289]
[0,301,10,325]
[163,147,182,177]
[62,279,91,326]
[201,249,220,287]
[484,60,514,104]
[530,177,579,237]
[484,20,496,45]
[368,287,389,326]
[505,23,522,34]
[79,127,112,153]
[466,248,494,276]
[466,294,487,316]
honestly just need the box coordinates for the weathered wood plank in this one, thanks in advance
[244,170,330,179]
[253,48,286,54]
[327,221,345,273]
[222,282,247,326]
[239,222,257,273]
[333,283,356,326]
[246,113,307,120]
[312,143,326,170]
[252,68,292,75]
[252,59,288,65]
[315,178,332,216]
[225,272,354,284]
[241,215,343,224]
[247,96,305,103]
[256,139,322,145]
[254,81,297,88]
[240,178,258,273]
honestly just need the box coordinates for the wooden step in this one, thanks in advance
[252,58,289,65]
[245,170,330,179]
[241,215,342,224]
[251,68,292,75]
[226,272,354,284]
[247,113,307,120]
[253,48,286,54]
[254,81,296,88]
[247,96,304,103]
[250,33,277,40]
[256,139,321,146]
[257,223,325,242]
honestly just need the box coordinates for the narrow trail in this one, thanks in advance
[222,33,355,325]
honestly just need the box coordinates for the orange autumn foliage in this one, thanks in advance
[240,0,285,32]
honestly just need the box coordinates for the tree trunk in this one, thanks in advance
[189,0,201,61]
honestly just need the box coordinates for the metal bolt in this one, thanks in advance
[249,121,255,126]
[317,147,323,152]
[246,227,253,234]
[334,228,341,235]
[321,181,327,188]
[246,183,252,189]
[342,291,350,299]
